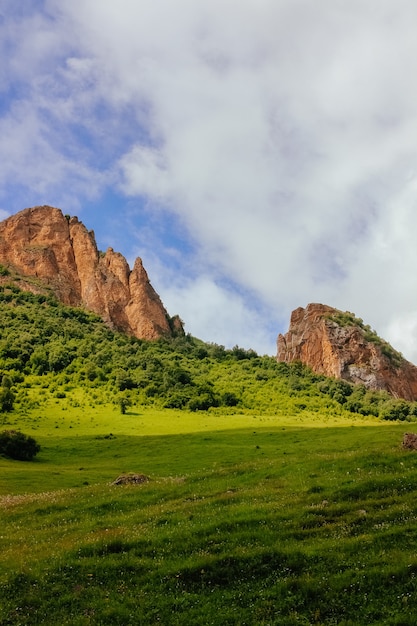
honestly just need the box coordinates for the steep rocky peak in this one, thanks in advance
[277,303,417,401]
[0,205,181,340]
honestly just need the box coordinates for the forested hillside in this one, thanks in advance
[1,282,417,422]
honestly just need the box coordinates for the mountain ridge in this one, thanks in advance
[0,206,182,340]
[2,206,416,403]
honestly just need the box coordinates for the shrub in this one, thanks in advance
[163,366,192,390]
[0,430,40,460]
[0,375,15,412]
[164,391,190,409]
[188,391,219,411]
[381,400,411,421]
[221,391,239,407]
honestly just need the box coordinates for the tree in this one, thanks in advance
[118,394,131,414]
[0,375,15,412]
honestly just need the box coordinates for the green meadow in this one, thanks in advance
[3,401,417,625]
[2,285,417,624]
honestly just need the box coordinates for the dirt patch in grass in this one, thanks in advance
[111,473,150,485]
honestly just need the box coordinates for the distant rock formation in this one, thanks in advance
[277,303,417,401]
[0,205,182,340]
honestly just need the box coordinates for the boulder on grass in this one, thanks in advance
[402,433,417,450]
[111,473,150,485]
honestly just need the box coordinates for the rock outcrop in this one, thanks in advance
[111,473,150,485]
[277,303,417,401]
[0,206,181,340]
[402,433,417,450]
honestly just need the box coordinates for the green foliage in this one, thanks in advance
[318,378,353,402]
[0,283,416,421]
[0,429,40,460]
[0,375,15,412]
[0,388,14,412]
[118,395,131,414]
[221,391,239,407]
[318,378,393,417]
[381,399,413,421]
[2,375,12,389]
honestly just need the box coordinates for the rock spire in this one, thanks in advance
[0,205,181,340]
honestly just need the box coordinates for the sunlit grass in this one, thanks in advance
[2,400,417,624]
[0,392,391,495]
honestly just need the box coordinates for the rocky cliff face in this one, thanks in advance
[277,303,417,401]
[0,206,181,340]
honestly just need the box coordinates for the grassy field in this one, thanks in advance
[2,265,417,624]
[2,397,417,625]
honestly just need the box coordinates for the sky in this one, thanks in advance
[0,1,417,360]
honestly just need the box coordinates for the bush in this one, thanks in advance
[188,391,219,411]
[221,391,239,407]
[0,430,40,460]
[164,391,190,409]
[0,375,14,412]
[381,400,411,421]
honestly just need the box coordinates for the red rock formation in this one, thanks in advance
[0,206,180,340]
[277,303,417,401]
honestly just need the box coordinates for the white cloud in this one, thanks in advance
[386,314,417,364]
[1,1,417,358]
[156,274,277,356]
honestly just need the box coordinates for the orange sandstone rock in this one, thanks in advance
[0,206,179,340]
[277,303,417,401]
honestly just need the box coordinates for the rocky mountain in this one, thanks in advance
[277,303,417,401]
[0,206,182,340]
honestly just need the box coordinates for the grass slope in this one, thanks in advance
[1,285,417,624]
[2,411,417,625]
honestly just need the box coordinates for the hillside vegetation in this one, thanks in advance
[2,283,417,624]
[1,282,416,422]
